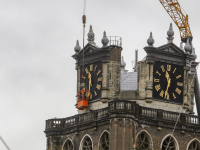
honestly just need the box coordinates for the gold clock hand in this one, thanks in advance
[164,71,170,100]
[88,72,92,94]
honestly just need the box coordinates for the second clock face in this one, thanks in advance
[80,62,102,101]
[153,62,183,103]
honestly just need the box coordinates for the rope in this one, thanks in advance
[0,135,11,150]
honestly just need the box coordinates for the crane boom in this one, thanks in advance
[159,0,192,42]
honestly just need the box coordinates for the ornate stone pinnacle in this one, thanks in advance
[184,39,191,54]
[121,56,126,68]
[167,23,174,43]
[101,31,109,47]
[87,25,95,44]
[74,40,81,53]
[180,42,183,50]
[147,32,154,46]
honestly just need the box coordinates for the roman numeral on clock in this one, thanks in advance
[172,93,176,99]
[98,77,102,82]
[156,71,161,76]
[176,75,181,79]
[177,82,183,86]
[96,84,101,90]
[85,68,89,74]
[97,70,101,75]
[175,88,181,95]
[167,65,171,71]
[94,91,97,96]
[155,84,161,92]
[161,65,165,72]
[154,78,159,82]
[90,64,93,71]
[159,90,164,97]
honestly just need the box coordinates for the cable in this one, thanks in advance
[0,136,11,150]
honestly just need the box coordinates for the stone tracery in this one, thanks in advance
[99,132,109,150]
[82,136,92,150]
[63,139,73,150]
[188,140,200,150]
[136,131,151,150]
[162,136,176,150]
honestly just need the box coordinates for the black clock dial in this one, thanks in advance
[153,62,183,103]
[80,62,102,100]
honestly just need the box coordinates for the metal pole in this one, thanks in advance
[0,136,11,150]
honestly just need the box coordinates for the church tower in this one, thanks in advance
[44,24,200,150]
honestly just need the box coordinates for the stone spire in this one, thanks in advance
[101,31,109,47]
[87,25,95,44]
[167,23,174,43]
[121,56,126,68]
[184,39,191,54]
[180,42,184,50]
[74,40,81,53]
[147,32,154,46]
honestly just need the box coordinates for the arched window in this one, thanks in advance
[161,135,178,150]
[99,131,109,150]
[188,139,200,150]
[63,139,73,150]
[82,136,93,150]
[136,131,152,150]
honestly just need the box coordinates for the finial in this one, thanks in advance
[101,31,109,47]
[180,42,183,50]
[74,40,81,53]
[87,25,95,44]
[184,39,191,54]
[147,32,154,46]
[167,23,174,43]
[121,56,126,68]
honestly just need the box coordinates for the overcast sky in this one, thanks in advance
[0,0,200,150]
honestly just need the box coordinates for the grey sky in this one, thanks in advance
[0,0,200,150]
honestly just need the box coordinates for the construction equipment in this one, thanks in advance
[77,0,89,110]
[159,0,193,43]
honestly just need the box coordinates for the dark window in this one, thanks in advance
[82,136,92,150]
[188,140,200,150]
[99,132,109,150]
[63,139,73,150]
[136,131,151,150]
[162,136,176,150]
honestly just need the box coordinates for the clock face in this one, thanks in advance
[153,62,184,103]
[80,62,102,100]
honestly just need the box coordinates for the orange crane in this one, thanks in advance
[159,0,193,43]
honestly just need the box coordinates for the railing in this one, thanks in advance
[107,36,122,47]
[46,101,200,130]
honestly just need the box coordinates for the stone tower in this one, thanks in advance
[44,24,200,150]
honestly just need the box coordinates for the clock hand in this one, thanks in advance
[164,71,170,100]
[88,72,92,94]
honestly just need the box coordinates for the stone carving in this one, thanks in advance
[162,136,176,150]
[82,136,92,150]
[136,131,150,150]
[188,140,200,150]
[99,132,109,150]
[63,140,73,150]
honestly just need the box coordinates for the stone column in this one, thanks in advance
[109,118,134,150]
[47,136,63,150]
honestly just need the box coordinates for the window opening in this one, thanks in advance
[99,132,109,150]
[63,139,73,150]
[136,131,151,150]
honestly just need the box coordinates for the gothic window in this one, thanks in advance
[82,136,92,150]
[162,136,177,150]
[63,139,73,150]
[99,132,109,150]
[136,131,151,150]
[188,140,200,150]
